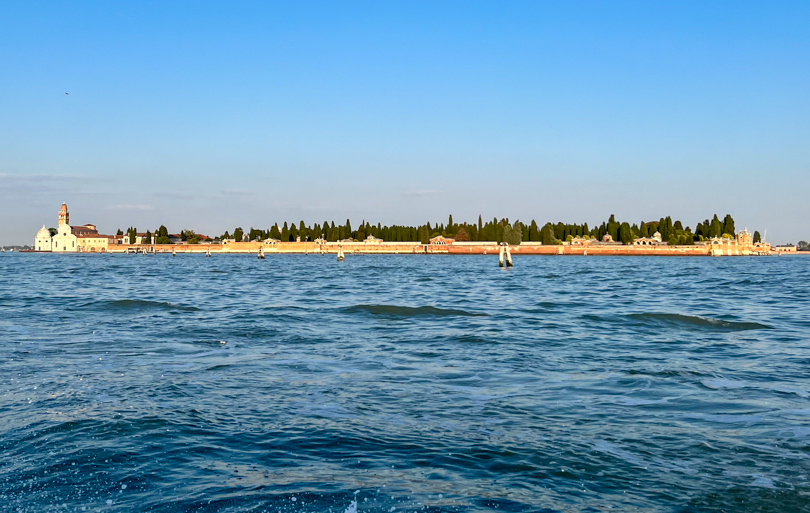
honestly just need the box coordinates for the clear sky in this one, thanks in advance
[2,1,808,245]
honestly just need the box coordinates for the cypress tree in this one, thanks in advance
[419,225,429,244]
[554,222,564,241]
[529,220,539,241]
[709,216,722,238]
[618,222,633,244]
[541,223,557,245]
[753,231,762,243]
[722,214,735,236]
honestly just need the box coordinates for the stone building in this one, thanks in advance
[35,226,53,251]
[429,235,455,245]
[633,231,663,246]
[34,203,112,252]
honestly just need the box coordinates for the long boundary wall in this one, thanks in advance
[103,241,749,257]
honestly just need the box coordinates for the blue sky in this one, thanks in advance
[2,1,808,244]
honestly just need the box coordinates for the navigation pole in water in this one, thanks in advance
[499,243,513,267]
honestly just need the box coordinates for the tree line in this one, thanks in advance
[180,213,742,246]
[118,213,743,245]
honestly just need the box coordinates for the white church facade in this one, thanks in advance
[34,203,111,252]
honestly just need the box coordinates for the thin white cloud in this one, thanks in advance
[106,204,155,211]
[0,173,88,183]
[404,189,441,197]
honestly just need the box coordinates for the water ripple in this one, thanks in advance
[1,253,809,511]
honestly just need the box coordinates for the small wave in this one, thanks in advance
[627,313,771,331]
[701,378,746,390]
[81,299,200,312]
[344,304,487,317]
[454,334,496,344]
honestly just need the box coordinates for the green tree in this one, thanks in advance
[607,214,619,241]
[181,230,200,244]
[618,222,633,244]
[156,225,171,244]
[722,214,735,236]
[418,225,428,244]
[501,221,522,245]
[639,221,649,237]
[540,223,558,245]
[709,215,722,238]
[233,227,244,241]
[528,220,539,241]
[753,231,762,243]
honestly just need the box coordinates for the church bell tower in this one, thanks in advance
[58,203,69,226]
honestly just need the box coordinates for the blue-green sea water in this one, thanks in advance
[1,253,809,512]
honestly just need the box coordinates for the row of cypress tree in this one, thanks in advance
[209,213,741,246]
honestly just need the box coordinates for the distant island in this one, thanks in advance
[19,203,802,257]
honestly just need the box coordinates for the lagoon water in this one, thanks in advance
[1,253,809,512]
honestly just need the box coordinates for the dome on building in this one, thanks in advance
[37,225,51,238]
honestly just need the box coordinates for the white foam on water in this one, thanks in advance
[617,397,670,406]
[593,441,648,469]
[343,499,357,513]
[750,475,776,489]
